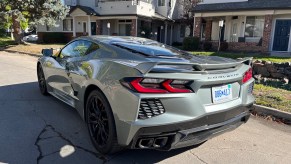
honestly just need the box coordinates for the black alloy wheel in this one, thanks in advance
[86,90,122,154]
[37,64,48,95]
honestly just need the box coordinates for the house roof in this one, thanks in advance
[193,0,291,12]
[69,5,99,16]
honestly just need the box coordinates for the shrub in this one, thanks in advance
[203,41,212,51]
[182,37,199,51]
[219,41,228,51]
[0,28,8,37]
[172,42,182,47]
[42,33,68,43]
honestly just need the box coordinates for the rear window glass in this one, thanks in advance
[112,42,185,57]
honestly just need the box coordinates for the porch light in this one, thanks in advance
[161,26,164,30]
[107,23,111,28]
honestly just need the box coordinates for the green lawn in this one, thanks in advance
[190,51,291,63]
[0,36,16,47]
[253,83,291,113]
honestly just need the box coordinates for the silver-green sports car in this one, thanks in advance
[37,36,255,154]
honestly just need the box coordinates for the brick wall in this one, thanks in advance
[194,17,202,38]
[205,20,212,41]
[262,15,273,52]
[211,41,264,52]
[37,32,73,43]
[96,20,102,35]
[228,42,264,52]
[76,32,88,37]
[130,19,137,36]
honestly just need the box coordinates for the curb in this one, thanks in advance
[3,49,40,58]
[252,104,291,123]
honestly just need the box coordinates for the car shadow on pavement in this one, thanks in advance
[0,82,197,163]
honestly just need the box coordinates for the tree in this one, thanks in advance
[177,0,200,36]
[0,0,70,44]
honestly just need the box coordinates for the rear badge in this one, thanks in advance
[208,73,239,80]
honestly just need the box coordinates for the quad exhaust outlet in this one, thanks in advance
[138,137,168,149]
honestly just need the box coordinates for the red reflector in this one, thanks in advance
[162,80,192,93]
[242,68,253,83]
[130,78,168,93]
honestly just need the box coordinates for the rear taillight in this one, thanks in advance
[162,80,192,93]
[121,78,193,93]
[242,68,253,83]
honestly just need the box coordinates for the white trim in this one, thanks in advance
[196,10,275,17]
[82,21,87,33]
[73,16,76,37]
[98,16,137,20]
[88,16,92,36]
[271,18,291,52]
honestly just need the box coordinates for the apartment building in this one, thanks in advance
[193,0,291,53]
[37,0,191,44]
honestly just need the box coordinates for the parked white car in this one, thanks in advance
[23,35,38,42]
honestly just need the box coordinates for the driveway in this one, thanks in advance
[0,51,291,164]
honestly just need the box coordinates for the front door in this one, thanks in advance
[91,22,96,35]
[273,20,291,51]
[44,40,92,106]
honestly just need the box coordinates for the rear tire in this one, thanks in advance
[86,90,122,154]
[37,64,49,95]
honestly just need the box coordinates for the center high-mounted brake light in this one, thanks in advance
[242,68,253,83]
[120,78,193,93]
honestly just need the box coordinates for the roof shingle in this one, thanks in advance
[70,5,99,16]
[193,0,291,12]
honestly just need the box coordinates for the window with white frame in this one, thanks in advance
[118,20,132,36]
[63,19,73,31]
[158,0,165,6]
[244,16,264,42]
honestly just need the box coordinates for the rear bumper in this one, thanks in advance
[129,105,251,150]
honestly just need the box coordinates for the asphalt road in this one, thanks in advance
[0,51,291,164]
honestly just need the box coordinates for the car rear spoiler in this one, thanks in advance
[135,57,253,74]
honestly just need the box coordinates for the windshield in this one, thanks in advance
[111,41,188,57]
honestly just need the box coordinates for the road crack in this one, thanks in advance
[29,101,108,163]
[34,124,108,163]
[190,151,208,164]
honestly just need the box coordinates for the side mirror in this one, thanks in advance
[42,49,53,57]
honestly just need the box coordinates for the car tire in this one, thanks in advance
[86,90,122,154]
[37,64,49,95]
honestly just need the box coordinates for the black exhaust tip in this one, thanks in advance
[138,138,154,148]
[153,137,168,148]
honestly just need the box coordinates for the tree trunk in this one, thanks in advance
[12,14,23,44]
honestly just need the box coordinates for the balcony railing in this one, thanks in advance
[99,0,152,3]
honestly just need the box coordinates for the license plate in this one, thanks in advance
[212,84,233,104]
